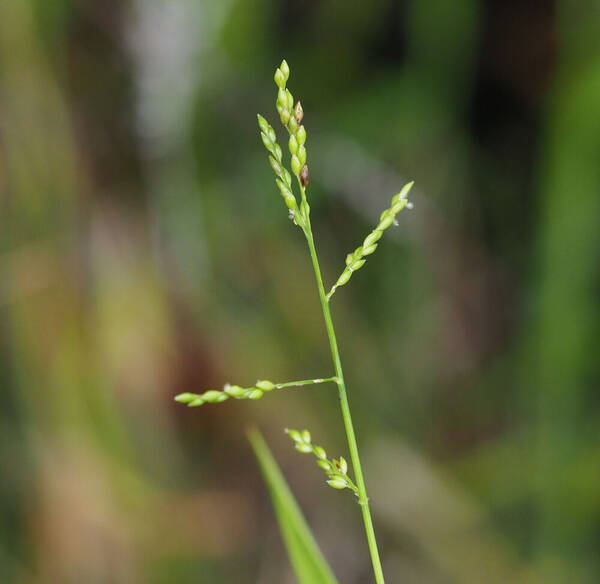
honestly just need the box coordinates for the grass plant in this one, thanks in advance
[176,60,414,583]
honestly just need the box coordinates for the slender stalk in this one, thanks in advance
[303,222,385,584]
[276,377,339,389]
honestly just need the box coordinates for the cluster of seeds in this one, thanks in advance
[175,380,277,407]
[257,114,297,216]
[286,428,359,496]
[258,60,311,230]
[326,181,415,300]
[175,377,338,407]
[274,61,308,188]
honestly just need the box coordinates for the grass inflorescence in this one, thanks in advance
[175,59,414,584]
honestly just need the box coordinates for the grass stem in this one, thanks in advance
[276,377,339,389]
[304,224,386,584]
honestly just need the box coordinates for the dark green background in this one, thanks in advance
[2,1,599,582]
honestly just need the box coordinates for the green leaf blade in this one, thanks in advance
[248,428,339,584]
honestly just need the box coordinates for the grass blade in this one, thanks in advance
[248,428,339,584]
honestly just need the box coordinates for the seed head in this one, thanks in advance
[326,181,414,300]
[259,61,314,226]
[285,429,359,498]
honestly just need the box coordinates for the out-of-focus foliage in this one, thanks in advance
[1,1,599,583]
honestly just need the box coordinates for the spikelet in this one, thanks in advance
[273,60,310,223]
[174,380,277,407]
[257,113,298,217]
[285,428,359,497]
[326,181,414,300]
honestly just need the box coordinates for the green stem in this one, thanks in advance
[304,224,385,584]
[276,377,339,389]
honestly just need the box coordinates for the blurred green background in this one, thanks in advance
[2,1,600,582]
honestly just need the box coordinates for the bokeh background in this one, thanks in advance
[2,1,600,582]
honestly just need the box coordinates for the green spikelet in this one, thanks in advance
[326,182,414,300]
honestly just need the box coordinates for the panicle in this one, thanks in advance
[272,61,310,198]
[174,379,278,407]
[326,181,414,300]
[257,59,313,226]
[257,113,298,215]
[285,428,359,497]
